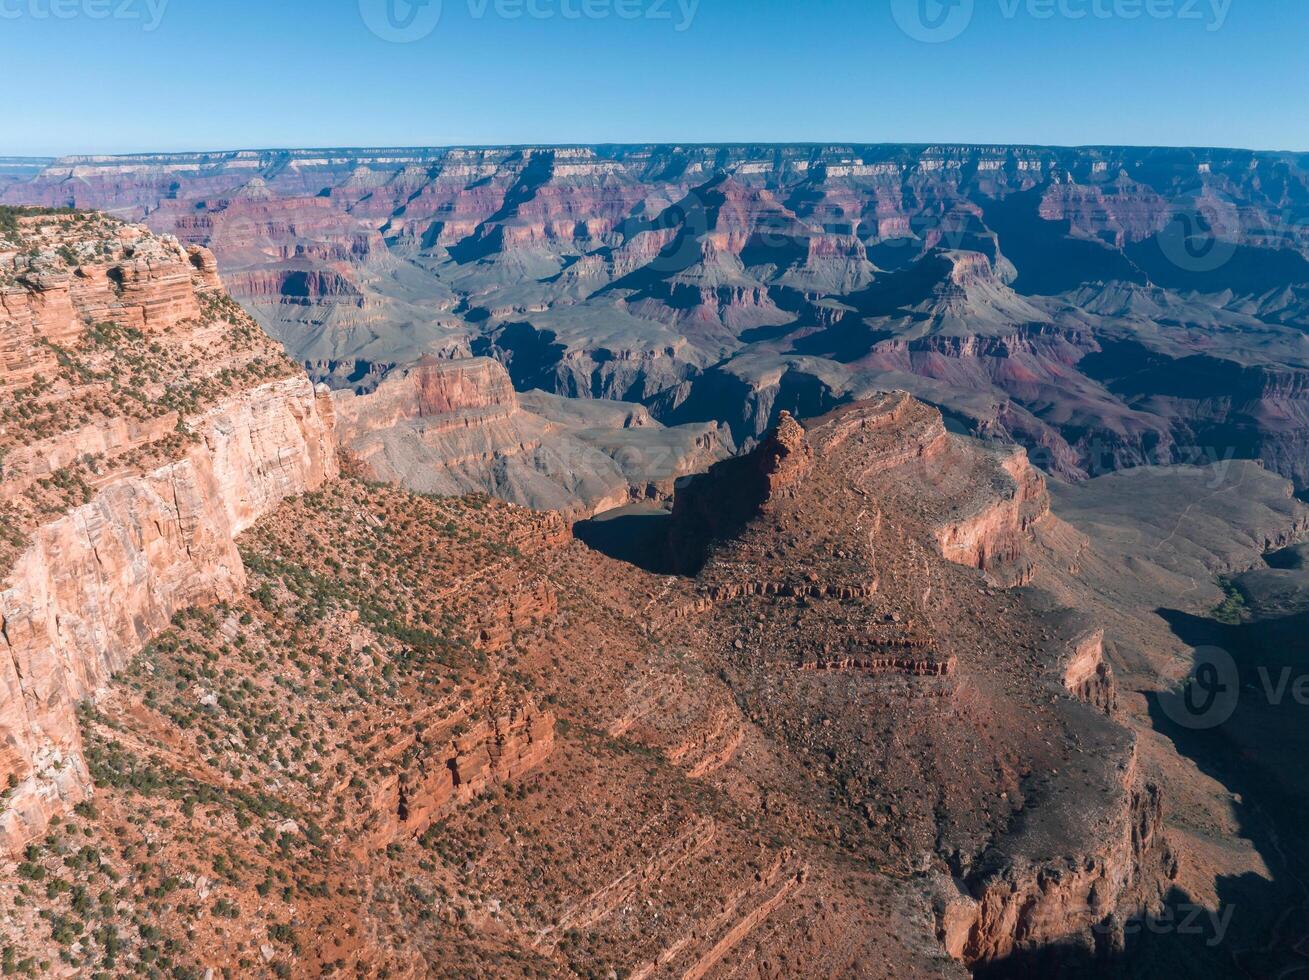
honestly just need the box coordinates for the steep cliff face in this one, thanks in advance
[0,210,337,854]
[334,355,518,436]
[959,749,1172,966]
[333,356,629,517]
[1061,627,1117,715]
[0,376,336,852]
[365,694,556,852]
[667,408,816,573]
[934,444,1052,587]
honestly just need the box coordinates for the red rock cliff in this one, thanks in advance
[0,211,337,854]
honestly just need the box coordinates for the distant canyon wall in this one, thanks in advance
[6,143,1306,486]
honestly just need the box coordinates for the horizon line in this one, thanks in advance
[4,140,1308,162]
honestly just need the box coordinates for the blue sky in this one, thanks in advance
[1,0,1304,156]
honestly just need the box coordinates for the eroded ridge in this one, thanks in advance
[661,395,1177,970]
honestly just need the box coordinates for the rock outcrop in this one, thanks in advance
[1060,627,1117,715]
[960,749,1172,965]
[666,409,813,572]
[662,396,1176,969]
[334,355,730,518]
[934,444,1052,587]
[369,695,556,851]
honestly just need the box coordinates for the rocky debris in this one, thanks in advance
[538,815,720,945]
[798,653,955,677]
[961,747,1174,965]
[704,578,878,603]
[932,444,1051,588]
[641,856,810,980]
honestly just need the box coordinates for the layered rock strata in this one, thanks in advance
[8,144,1308,490]
[0,211,337,853]
[334,355,730,517]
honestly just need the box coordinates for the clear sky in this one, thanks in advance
[1,0,1305,156]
